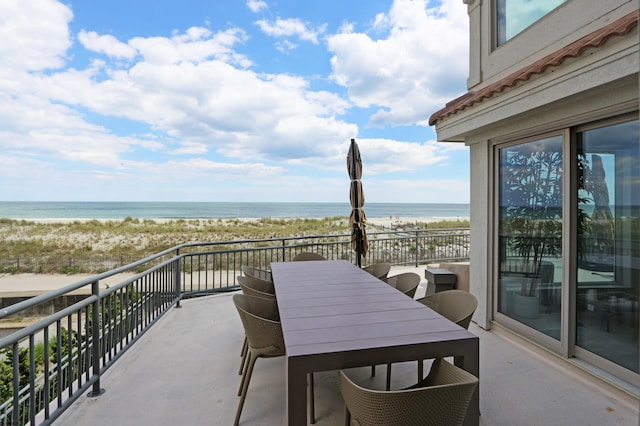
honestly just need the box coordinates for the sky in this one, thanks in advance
[0,0,471,203]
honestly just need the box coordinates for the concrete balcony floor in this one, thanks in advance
[57,267,639,426]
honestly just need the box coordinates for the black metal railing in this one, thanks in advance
[0,228,469,425]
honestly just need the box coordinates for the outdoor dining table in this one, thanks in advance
[271,259,479,425]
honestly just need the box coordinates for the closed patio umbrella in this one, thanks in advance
[347,138,368,267]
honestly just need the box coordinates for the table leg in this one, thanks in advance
[287,359,307,425]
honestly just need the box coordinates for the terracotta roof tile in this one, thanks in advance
[429,10,639,126]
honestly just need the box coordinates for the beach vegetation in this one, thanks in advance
[0,346,29,404]
[0,217,469,274]
[0,328,79,420]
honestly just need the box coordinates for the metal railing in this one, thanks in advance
[0,228,469,425]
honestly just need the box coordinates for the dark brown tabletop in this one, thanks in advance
[271,260,479,426]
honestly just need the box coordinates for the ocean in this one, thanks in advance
[0,201,469,220]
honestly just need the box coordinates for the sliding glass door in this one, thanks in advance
[497,135,563,340]
[575,119,639,374]
[495,117,639,381]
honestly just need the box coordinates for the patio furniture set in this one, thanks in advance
[233,256,479,425]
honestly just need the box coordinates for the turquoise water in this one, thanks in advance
[0,201,469,220]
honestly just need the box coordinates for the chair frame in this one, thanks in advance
[237,275,275,297]
[415,290,478,381]
[232,293,316,425]
[386,272,421,298]
[292,252,327,261]
[233,294,285,426]
[241,265,272,282]
[363,262,391,281]
[417,290,478,329]
[339,358,478,426]
[379,272,422,389]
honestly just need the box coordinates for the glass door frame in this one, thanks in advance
[491,114,639,387]
[491,129,569,356]
[571,114,640,386]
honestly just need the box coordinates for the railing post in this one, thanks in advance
[175,250,182,308]
[281,239,286,262]
[11,343,19,426]
[88,279,105,397]
[415,231,419,267]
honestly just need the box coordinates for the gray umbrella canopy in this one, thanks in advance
[347,139,368,267]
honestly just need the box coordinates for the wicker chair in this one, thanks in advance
[236,292,278,376]
[339,358,478,426]
[386,272,421,298]
[417,290,478,329]
[379,272,422,389]
[415,290,478,380]
[237,276,276,371]
[241,265,272,282]
[237,275,275,296]
[233,294,315,425]
[292,252,327,261]
[362,262,391,281]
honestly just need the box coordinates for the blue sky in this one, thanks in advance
[0,0,470,203]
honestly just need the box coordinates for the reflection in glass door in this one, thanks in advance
[576,120,639,373]
[497,135,563,340]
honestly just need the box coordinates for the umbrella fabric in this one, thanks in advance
[347,139,368,262]
[349,181,365,208]
[347,144,362,180]
[350,215,368,256]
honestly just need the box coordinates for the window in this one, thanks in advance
[497,0,568,45]
[497,135,563,340]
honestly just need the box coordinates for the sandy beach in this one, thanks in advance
[24,216,466,226]
[0,215,468,295]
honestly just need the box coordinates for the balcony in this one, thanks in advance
[51,270,637,425]
[0,231,638,425]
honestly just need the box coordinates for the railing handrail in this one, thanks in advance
[0,245,180,319]
[0,227,470,425]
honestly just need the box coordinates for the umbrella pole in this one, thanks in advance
[354,223,362,268]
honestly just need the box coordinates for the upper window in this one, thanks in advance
[497,0,568,45]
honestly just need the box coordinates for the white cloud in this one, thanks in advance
[327,0,468,127]
[0,0,73,71]
[365,177,469,203]
[78,31,137,59]
[167,142,209,155]
[0,0,470,203]
[355,138,448,174]
[157,158,283,177]
[0,6,356,177]
[275,39,297,53]
[127,27,252,67]
[255,18,326,44]
[0,90,159,169]
[246,0,268,13]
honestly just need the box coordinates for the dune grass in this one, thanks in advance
[0,217,469,274]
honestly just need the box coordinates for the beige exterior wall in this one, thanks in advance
[467,0,637,90]
[436,28,638,141]
[434,1,639,335]
[468,138,491,328]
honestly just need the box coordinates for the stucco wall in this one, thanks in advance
[470,0,637,90]
[468,139,491,329]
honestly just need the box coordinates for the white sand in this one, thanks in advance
[0,272,136,296]
[23,216,467,227]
